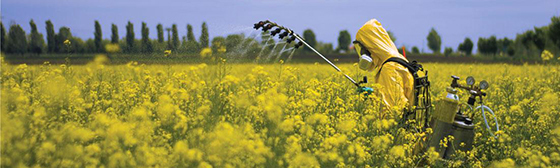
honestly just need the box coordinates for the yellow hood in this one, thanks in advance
[355,19,407,71]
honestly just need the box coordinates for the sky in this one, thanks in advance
[1,0,559,52]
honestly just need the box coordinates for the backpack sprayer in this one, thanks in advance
[428,75,499,159]
[253,20,374,94]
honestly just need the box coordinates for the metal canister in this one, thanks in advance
[428,87,460,158]
[444,114,475,159]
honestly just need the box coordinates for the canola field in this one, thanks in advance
[2,59,560,167]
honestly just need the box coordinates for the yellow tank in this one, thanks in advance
[433,87,460,123]
[428,87,460,158]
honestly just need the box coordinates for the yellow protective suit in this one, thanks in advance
[355,19,415,111]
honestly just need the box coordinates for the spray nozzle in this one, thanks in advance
[261,24,274,32]
[270,28,282,36]
[253,21,265,30]
[294,41,303,49]
[286,36,296,43]
[278,32,289,39]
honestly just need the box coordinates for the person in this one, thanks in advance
[355,19,430,156]
[354,19,415,114]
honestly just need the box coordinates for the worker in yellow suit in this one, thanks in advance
[355,19,427,155]
[354,19,415,115]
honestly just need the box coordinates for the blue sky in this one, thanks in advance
[2,0,559,52]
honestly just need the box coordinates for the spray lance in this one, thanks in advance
[254,20,373,95]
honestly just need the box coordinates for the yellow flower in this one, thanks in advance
[389,145,406,158]
[541,50,553,61]
[200,47,212,58]
[338,119,356,132]
[289,153,320,167]
[372,134,392,150]
[302,99,316,107]
[93,54,109,64]
[490,158,515,168]
[307,113,328,125]
[218,46,227,53]
[105,43,121,53]
[425,147,439,164]
[221,75,240,85]
[197,105,211,115]
[280,118,296,133]
[164,50,172,57]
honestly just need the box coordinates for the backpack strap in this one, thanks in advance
[377,57,421,77]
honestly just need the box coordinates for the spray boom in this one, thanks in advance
[253,20,371,94]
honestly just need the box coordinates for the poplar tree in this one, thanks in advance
[185,24,200,53]
[172,24,179,50]
[45,20,56,53]
[29,19,45,54]
[126,21,135,53]
[111,24,119,44]
[166,27,171,49]
[94,20,103,52]
[141,22,153,53]
[200,22,209,48]
[187,24,196,42]
[157,24,164,43]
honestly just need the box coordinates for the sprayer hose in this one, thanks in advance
[475,105,500,138]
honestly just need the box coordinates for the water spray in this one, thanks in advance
[253,20,373,94]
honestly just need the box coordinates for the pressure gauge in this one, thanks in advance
[479,80,489,90]
[466,76,475,86]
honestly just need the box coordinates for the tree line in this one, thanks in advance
[0,20,212,56]
[422,15,559,60]
[1,16,559,61]
[0,19,356,58]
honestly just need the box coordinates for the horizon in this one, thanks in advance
[2,0,559,52]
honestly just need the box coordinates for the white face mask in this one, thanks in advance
[359,54,373,70]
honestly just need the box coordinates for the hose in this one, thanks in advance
[475,105,500,138]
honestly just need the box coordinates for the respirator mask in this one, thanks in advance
[354,41,373,71]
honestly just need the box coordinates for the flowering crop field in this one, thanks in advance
[2,60,560,167]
